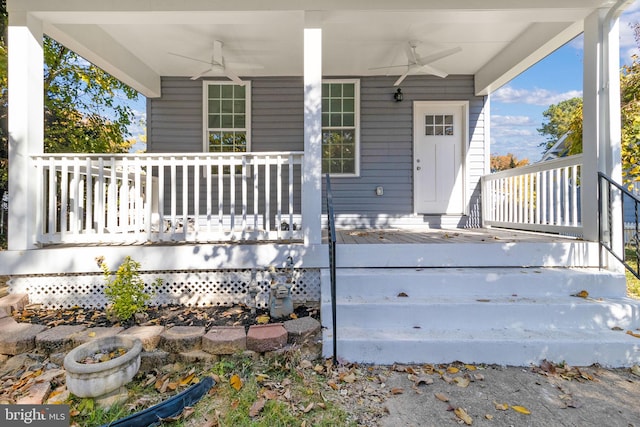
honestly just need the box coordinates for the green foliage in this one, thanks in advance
[98,256,161,322]
[537,97,583,152]
[43,37,138,154]
[621,55,640,185]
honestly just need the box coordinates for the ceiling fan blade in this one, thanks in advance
[369,64,408,71]
[169,52,211,65]
[415,46,462,65]
[213,40,224,66]
[225,68,245,86]
[405,42,418,64]
[417,63,448,78]
[394,69,410,86]
[190,67,213,80]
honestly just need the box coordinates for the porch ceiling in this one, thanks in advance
[9,0,622,97]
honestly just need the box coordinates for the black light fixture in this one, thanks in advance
[394,88,403,102]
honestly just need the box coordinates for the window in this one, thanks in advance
[204,82,250,154]
[425,114,454,136]
[322,80,359,176]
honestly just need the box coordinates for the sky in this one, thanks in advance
[126,2,640,158]
[491,1,640,163]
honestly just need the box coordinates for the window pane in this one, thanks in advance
[221,114,233,128]
[234,100,245,114]
[330,114,342,127]
[209,115,221,128]
[330,84,342,97]
[342,98,354,113]
[234,115,245,128]
[208,85,221,98]
[234,85,245,98]
[343,113,354,127]
[342,83,355,98]
[435,115,443,125]
[221,100,233,114]
[221,85,234,98]
[322,113,330,127]
[209,100,220,114]
[330,99,342,113]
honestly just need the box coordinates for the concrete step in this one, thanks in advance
[324,296,640,331]
[323,267,627,299]
[320,266,639,366]
[324,326,640,366]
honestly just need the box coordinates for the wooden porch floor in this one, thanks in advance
[328,227,582,244]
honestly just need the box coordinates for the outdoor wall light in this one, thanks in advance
[394,88,403,102]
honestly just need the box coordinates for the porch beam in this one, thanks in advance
[44,24,161,98]
[7,12,44,250]
[582,4,627,249]
[474,21,582,96]
[302,12,323,245]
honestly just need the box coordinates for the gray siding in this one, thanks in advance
[148,75,486,227]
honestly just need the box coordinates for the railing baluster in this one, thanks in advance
[289,154,294,240]
[182,159,189,239]
[31,152,304,245]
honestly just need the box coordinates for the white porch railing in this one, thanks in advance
[33,152,304,244]
[481,154,583,236]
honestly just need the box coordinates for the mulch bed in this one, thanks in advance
[13,303,319,330]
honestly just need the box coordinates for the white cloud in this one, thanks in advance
[491,115,536,127]
[493,86,582,106]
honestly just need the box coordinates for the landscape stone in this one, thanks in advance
[16,381,51,405]
[49,352,66,366]
[0,293,29,315]
[159,326,205,353]
[71,327,124,346]
[202,326,246,355]
[177,350,219,364]
[36,325,87,354]
[0,320,47,355]
[119,325,165,351]
[139,350,170,372]
[283,316,321,344]
[246,323,288,353]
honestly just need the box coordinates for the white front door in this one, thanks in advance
[413,102,465,214]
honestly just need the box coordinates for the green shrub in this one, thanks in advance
[98,256,162,322]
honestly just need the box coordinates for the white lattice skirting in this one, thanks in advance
[9,269,321,309]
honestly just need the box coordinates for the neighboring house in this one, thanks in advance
[3,0,640,366]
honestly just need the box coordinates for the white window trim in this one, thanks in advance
[202,80,252,153]
[322,78,360,177]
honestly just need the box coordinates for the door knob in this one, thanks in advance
[417,166,421,170]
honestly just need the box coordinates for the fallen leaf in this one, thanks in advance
[414,376,434,386]
[397,292,409,297]
[434,392,450,402]
[473,373,484,381]
[441,375,454,384]
[447,367,459,374]
[303,402,314,413]
[180,373,196,386]
[256,314,270,324]
[630,365,640,377]
[391,387,404,395]
[454,377,470,388]
[626,330,640,339]
[494,402,509,411]
[571,290,589,298]
[341,373,356,383]
[167,382,178,391]
[249,398,265,417]
[289,313,298,319]
[454,407,473,425]
[512,405,531,415]
[88,331,96,338]
[230,374,243,391]
[465,364,477,371]
[182,406,195,419]
[485,414,494,420]
[255,373,269,383]
[327,380,339,390]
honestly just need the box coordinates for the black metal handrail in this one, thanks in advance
[325,173,338,364]
[598,172,640,279]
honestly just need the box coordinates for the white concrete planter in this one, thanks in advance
[64,335,142,398]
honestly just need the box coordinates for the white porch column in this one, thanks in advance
[7,12,44,250]
[302,12,323,245]
[581,6,623,250]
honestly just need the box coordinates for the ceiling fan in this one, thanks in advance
[371,42,462,86]
[169,40,259,85]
